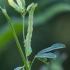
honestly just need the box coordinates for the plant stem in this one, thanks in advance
[31,57,36,67]
[2,9,29,70]
[22,14,30,70]
[22,15,25,40]
[22,15,27,59]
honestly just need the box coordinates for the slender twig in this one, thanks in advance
[31,57,36,67]
[22,15,25,40]
[22,14,29,67]
[1,8,29,70]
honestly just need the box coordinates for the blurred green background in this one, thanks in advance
[0,0,70,70]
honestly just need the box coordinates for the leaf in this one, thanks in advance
[35,53,56,58]
[38,43,65,54]
[27,3,34,11]
[38,58,47,62]
[38,58,49,65]
[14,66,25,70]
[24,3,37,56]
[8,0,21,13]
[16,0,25,10]
[25,45,32,57]
[14,67,24,70]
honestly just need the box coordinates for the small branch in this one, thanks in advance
[31,57,36,67]
[1,8,29,70]
[22,15,25,40]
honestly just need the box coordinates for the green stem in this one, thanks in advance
[31,57,36,67]
[22,14,29,69]
[1,9,29,70]
[22,15,25,40]
[22,15,27,59]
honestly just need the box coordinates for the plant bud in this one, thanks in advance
[8,0,23,13]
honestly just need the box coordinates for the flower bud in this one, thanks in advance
[16,0,25,11]
[8,0,24,13]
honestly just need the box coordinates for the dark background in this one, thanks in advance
[0,0,70,70]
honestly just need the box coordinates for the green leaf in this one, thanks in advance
[38,58,47,62]
[35,53,56,58]
[27,3,34,11]
[8,0,22,13]
[16,0,25,12]
[38,58,49,65]
[38,43,65,54]
[25,45,32,57]
[24,3,37,56]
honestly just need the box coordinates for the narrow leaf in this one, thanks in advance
[25,44,32,57]
[38,43,65,54]
[38,58,49,65]
[14,66,25,70]
[27,3,34,11]
[16,0,25,11]
[8,0,21,13]
[14,67,23,70]
[38,58,47,62]
[24,3,37,56]
[35,53,56,58]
